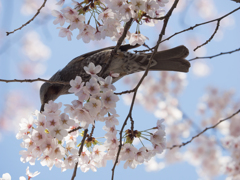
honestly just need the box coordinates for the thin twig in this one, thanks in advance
[0,78,69,85]
[114,88,136,95]
[142,43,154,52]
[68,126,82,133]
[89,122,95,138]
[142,13,166,20]
[189,47,240,61]
[112,19,133,55]
[71,129,88,180]
[168,109,240,150]
[194,20,220,51]
[135,6,240,53]
[6,0,47,36]
[99,18,133,78]
[111,1,179,180]
[130,116,134,135]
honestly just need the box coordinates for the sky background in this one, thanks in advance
[0,0,240,179]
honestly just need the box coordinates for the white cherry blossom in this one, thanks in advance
[52,10,65,26]
[84,62,102,75]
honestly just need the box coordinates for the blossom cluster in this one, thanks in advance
[17,62,166,173]
[222,136,240,179]
[52,0,168,44]
[185,136,223,179]
[0,167,40,180]
[123,71,189,166]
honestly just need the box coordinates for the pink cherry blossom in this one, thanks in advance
[57,27,73,41]
[52,10,65,26]
[69,76,84,94]
[101,90,119,109]
[129,33,149,46]
[26,166,40,178]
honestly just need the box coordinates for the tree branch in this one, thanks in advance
[135,6,240,53]
[68,126,82,133]
[71,129,88,180]
[111,1,179,179]
[168,109,240,150]
[6,0,47,36]
[89,122,95,138]
[193,19,220,51]
[0,78,69,85]
[114,88,136,95]
[99,18,133,78]
[189,47,240,61]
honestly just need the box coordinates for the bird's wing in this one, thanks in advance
[58,44,140,82]
[65,44,140,68]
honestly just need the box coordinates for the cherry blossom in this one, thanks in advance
[57,27,72,41]
[52,10,65,26]
[84,62,102,75]
[77,24,95,43]
[26,166,40,179]
[129,33,149,46]
[99,76,116,92]
[131,0,146,11]
[69,76,85,94]
[56,0,65,6]
[84,98,102,117]
[86,77,100,95]
[17,63,166,175]
[101,90,119,109]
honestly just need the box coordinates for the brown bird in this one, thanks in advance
[40,44,190,112]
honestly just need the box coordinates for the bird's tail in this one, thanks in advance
[148,45,190,72]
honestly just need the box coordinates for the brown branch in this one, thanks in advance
[112,18,133,55]
[68,126,82,133]
[142,43,154,52]
[6,0,47,36]
[168,109,240,150]
[111,1,179,180]
[89,122,95,138]
[135,6,240,53]
[99,18,133,78]
[189,47,240,61]
[114,88,136,95]
[142,13,166,20]
[130,116,134,135]
[0,78,69,85]
[194,19,220,51]
[162,6,240,46]
[71,129,88,180]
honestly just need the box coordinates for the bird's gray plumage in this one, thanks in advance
[40,44,190,111]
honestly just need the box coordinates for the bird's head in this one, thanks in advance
[40,82,62,112]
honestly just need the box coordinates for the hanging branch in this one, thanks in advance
[189,47,240,61]
[111,1,180,180]
[99,18,134,79]
[0,78,69,85]
[71,129,88,180]
[193,20,220,51]
[68,126,82,133]
[114,88,136,95]
[135,6,240,53]
[6,0,47,36]
[168,109,240,150]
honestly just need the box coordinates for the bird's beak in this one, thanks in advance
[40,104,44,112]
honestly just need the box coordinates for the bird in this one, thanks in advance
[40,44,190,112]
